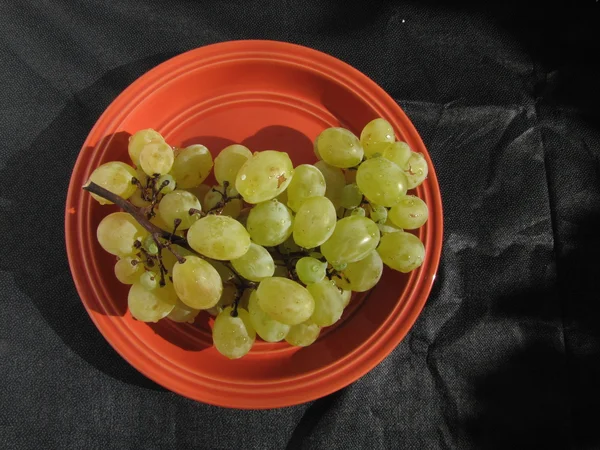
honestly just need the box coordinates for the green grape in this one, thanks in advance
[295,257,327,285]
[157,174,176,194]
[185,184,211,209]
[142,235,159,255]
[332,250,383,292]
[139,140,174,176]
[388,195,429,229]
[286,164,326,212]
[307,279,344,327]
[341,183,363,209]
[293,196,337,249]
[203,185,242,218]
[167,298,201,324]
[158,190,202,230]
[340,289,352,307]
[88,161,137,205]
[114,257,143,284]
[231,243,275,282]
[214,144,252,186]
[97,212,148,257]
[320,216,380,266]
[128,282,177,323]
[403,152,429,189]
[360,118,395,158]
[378,221,403,234]
[140,271,158,290]
[370,204,388,224]
[235,150,294,204]
[172,255,223,309]
[285,320,321,347]
[356,157,407,207]
[213,307,256,359]
[246,199,293,247]
[332,262,347,271]
[316,127,364,168]
[257,277,315,325]
[128,129,164,167]
[129,188,151,207]
[377,231,425,273]
[169,144,213,188]
[187,215,251,260]
[314,160,345,209]
[383,141,412,168]
[248,290,290,342]
[351,207,366,217]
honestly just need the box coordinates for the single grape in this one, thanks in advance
[307,279,345,327]
[360,118,395,158]
[285,320,321,347]
[185,184,211,209]
[139,140,174,176]
[128,282,177,322]
[114,257,143,285]
[370,204,388,224]
[388,195,429,229]
[383,141,412,168]
[97,212,148,257]
[403,152,429,189]
[142,235,159,255]
[203,185,242,218]
[167,298,201,324]
[187,215,251,260]
[340,289,352,307]
[286,164,326,212]
[172,255,223,309]
[341,183,363,209]
[293,196,337,249]
[140,271,158,290]
[350,207,366,217]
[378,221,403,234]
[169,144,213,188]
[314,160,345,210]
[158,190,202,230]
[316,127,364,168]
[246,199,293,247]
[248,290,290,342]
[356,156,407,207]
[235,150,294,203]
[214,144,252,186]
[332,250,383,292]
[213,307,256,359]
[157,174,176,194]
[231,243,275,282]
[128,129,164,167]
[88,161,137,205]
[295,257,327,285]
[257,277,315,325]
[320,216,380,266]
[377,231,425,273]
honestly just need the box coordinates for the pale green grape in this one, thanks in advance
[307,279,344,327]
[97,212,148,257]
[235,150,294,203]
[203,185,242,218]
[377,231,425,273]
[356,157,407,207]
[350,207,366,217]
[213,307,255,359]
[88,161,137,205]
[248,290,290,342]
[286,164,326,212]
[139,140,174,176]
[128,129,164,167]
[314,160,345,209]
[140,271,158,290]
[293,196,337,249]
[295,257,327,285]
[169,144,213,188]
[388,195,429,229]
[320,216,380,266]
[246,199,293,247]
[114,257,143,285]
[167,298,201,324]
[172,255,223,309]
[360,118,395,158]
[370,204,388,224]
[383,141,412,168]
[157,174,176,194]
[285,320,321,347]
[142,235,159,255]
[340,289,352,307]
[316,127,364,168]
[378,221,403,234]
[403,152,429,189]
[231,243,275,282]
[128,282,177,323]
[158,190,202,230]
[257,277,315,325]
[187,215,251,260]
[341,183,363,209]
[185,184,211,209]
[332,250,383,292]
[214,144,252,186]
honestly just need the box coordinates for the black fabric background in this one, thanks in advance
[1,1,599,449]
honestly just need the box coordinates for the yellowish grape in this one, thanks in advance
[285,320,321,347]
[185,184,212,209]
[128,129,164,167]
[139,140,174,176]
[248,290,290,342]
[314,160,345,210]
[388,195,429,229]
[167,298,201,323]
[172,255,223,309]
[286,164,326,212]
[158,189,201,230]
[235,150,294,203]
[231,243,275,282]
[293,196,337,249]
[295,257,327,285]
[187,215,251,260]
[213,307,255,359]
[316,127,364,168]
[257,277,315,325]
[377,231,425,273]
[169,144,213,188]
[97,212,148,257]
[88,161,137,205]
[383,141,412,168]
[320,216,380,266]
[360,118,395,158]
[356,157,407,207]
[246,199,293,247]
[114,257,143,284]
[307,279,344,326]
[214,144,252,186]
[128,282,177,322]
[332,250,383,292]
[403,152,429,189]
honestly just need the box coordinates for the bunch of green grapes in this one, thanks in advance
[86,117,429,360]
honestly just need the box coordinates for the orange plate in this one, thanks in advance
[65,40,443,409]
